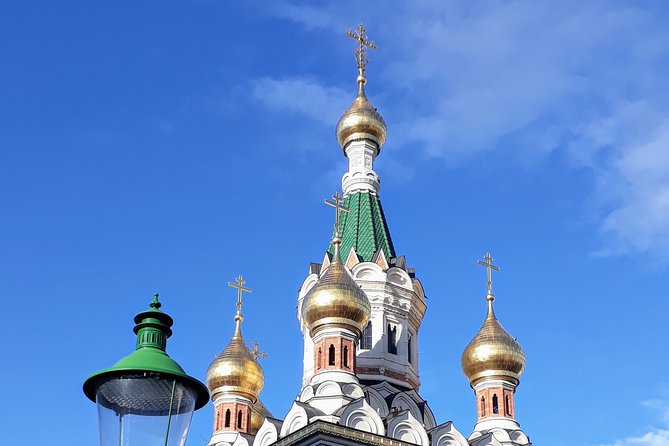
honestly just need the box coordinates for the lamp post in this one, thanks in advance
[83,294,209,446]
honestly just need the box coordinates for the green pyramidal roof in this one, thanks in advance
[328,192,396,262]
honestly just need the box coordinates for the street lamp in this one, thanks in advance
[83,294,209,446]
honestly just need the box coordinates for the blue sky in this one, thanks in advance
[1,1,668,445]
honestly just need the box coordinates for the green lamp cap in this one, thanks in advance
[83,294,209,410]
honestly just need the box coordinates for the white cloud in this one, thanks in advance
[256,0,669,263]
[600,430,669,446]
[267,2,347,32]
[598,389,669,446]
[251,77,349,126]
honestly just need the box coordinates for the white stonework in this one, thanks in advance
[342,139,381,195]
[297,258,426,391]
[350,260,426,390]
[252,419,279,446]
[280,402,311,438]
[471,433,504,446]
[208,431,250,446]
[365,386,390,418]
[430,422,470,446]
[338,397,386,435]
[386,410,430,446]
[469,426,531,446]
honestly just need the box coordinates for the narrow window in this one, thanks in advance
[317,347,322,369]
[492,394,499,414]
[505,395,510,416]
[237,410,243,429]
[224,409,231,428]
[343,345,349,368]
[328,344,335,366]
[408,334,413,364]
[480,397,486,417]
[387,324,397,355]
[360,322,372,350]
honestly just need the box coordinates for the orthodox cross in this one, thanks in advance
[228,274,252,316]
[251,340,267,360]
[324,192,349,236]
[347,24,376,76]
[477,252,500,295]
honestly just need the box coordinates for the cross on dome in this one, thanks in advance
[324,191,350,238]
[347,24,376,80]
[228,274,253,320]
[251,340,267,360]
[477,252,500,298]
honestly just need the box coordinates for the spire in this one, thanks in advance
[336,24,387,153]
[324,191,349,264]
[347,24,376,90]
[206,274,265,409]
[227,274,252,338]
[477,252,500,319]
[462,253,525,387]
[301,193,370,339]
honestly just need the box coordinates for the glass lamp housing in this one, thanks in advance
[84,296,209,446]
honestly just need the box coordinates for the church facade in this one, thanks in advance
[202,26,532,446]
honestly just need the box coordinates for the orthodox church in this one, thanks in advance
[203,26,532,446]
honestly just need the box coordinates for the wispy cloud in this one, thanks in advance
[266,2,347,32]
[598,388,669,446]
[251,77,349,126]
[600,430,669,446]
[255,0,669,263]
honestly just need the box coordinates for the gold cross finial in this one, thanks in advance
[324,192,349,237]
[347,24,377,79]
[251,340,267,360]
[228,274,252,318]
[477,252,500,297]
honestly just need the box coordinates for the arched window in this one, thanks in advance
[408,334,413,364]
[317,347,322,369]
[360,322,372,350]
[387,324,397,355]
[480,397,486,417]
[492,394,499,414]
[224,409,231,428]
[343,345,349,368]
[237,410,243,429]
[328,344,335,366]
[505,395,511,416]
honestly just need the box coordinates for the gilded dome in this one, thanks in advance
[206,317,265,401]
[461,295,526,387]
[250,400,272,435]
[335,79,387,151]
[301,238,371,337]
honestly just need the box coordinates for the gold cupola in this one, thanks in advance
[301,193,371,338]
[206,277,265,402]
[335,24,387,151]
[336,80,387,150]
[461,253,526,387]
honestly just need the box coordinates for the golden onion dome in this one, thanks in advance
[335,77,387,151]
[461,294,526,387]
[206,315,264,401]
[301,236,371,337]
[250,400,272,435]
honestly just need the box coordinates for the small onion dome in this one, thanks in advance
[301,236,371,337]
[335,77,387,151]
[250,400,272,435]
[206,316,264,401]
[461,294,526,387]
